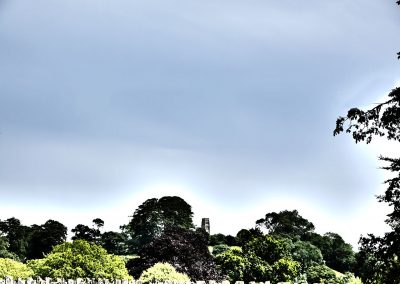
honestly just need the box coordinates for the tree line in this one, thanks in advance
[0,196,360,283]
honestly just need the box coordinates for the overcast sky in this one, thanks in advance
[1,0,400,248]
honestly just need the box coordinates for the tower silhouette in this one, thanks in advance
[201,218,210,234]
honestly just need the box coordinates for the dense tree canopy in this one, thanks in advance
[101,231,128,255]
[243,235,292,265]
[27,220,67,260]
[0,218,30,261]
[0,218,67,261]
[215,247,248,283]
[236,228,263,246]
[256,210,315,239]
[27,240,130,279]
[291,240,323,273]
[124,196,194,251]
[303,232,355,273]
[215,234,303,282]
[71,219,103,244]
[0,237,17,260]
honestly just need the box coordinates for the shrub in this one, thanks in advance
[27,240,131,279]
[271,258,301,283]
[0,258,34,279]
[215,247,248,282]
[306,264,337,283]
[243,235,292,264]
[212,244,230,257]
[139,263,190,283]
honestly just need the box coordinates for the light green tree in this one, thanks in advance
[27,240,131,279]
[215,247,248,282]
[0,258,34,279]
[139,263,190,283]
[271,258,300,283]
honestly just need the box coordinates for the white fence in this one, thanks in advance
[0,279,284,284]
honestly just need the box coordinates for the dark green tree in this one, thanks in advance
[334,3,400,282]
[303,232,355,273]
[71,219,103,244]
[321,232,355,273]
[0,236,18,259]
[27,220,67,260]
[354,244,384,283]
[225,235,238,246]
[291,240,323,273]
[71,224,99,243]
[209,233,227,246]
[256,210,315,239]
[92,218,104,229]
[0,218,30,260]
[124,196,194,251]
[236,228,263,246]
[100,231,128,255]
[243,235,292,265]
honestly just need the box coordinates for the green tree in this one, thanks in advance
[212,244,230,257]
[0,218,30,260]
[271,258,301,284]
[92,218,104,229]
[241,235,301,282]
[71,224,98,242]
[124,196,194,251]
[354,247,384,283]
[242,252,272,282]
[27,220,67,260]
[235,228,263,246]
[209,233,227,246]
[71,218,103,244]
[321,232,355,273]
[215,247,248,282]
[306,264,337,284]
[27,240,130,279]
[256,210,315,239]
[243,235,292,264]
[0,237,18,260]
[291,240,323,272]
[225,235,238,246]
[101,231,128,255]
[139,262,190,283]
[303,232,355,273]
[0,258,34,279]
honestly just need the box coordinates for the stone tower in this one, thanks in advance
[201,218,210,234]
